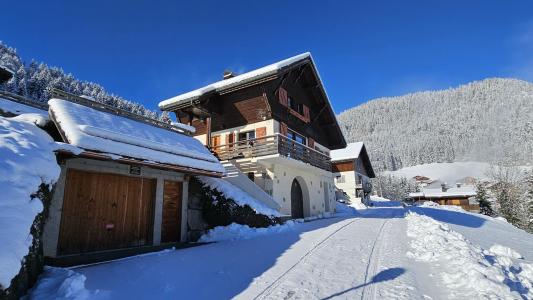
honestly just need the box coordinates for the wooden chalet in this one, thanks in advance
[159,53,346,218]
[409,184,479,212]
[330,142,375,204]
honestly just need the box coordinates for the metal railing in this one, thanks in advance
[210,133,331,171]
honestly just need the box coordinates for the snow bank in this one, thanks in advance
[198,222,295,242]
[26,267,106,300]
[406,212,533,299]
[0,115,61,288]
[197,176,281,217]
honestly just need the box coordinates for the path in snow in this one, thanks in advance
[29,203,533,300]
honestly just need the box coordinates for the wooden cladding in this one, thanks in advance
[58,169,156,255]
[233,96,270,123]
[332,161,355,173]
[161,180,183,243]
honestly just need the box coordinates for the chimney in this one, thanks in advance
[223,70,235,80]
[441,183,448,192]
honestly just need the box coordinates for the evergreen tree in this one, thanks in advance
[475,181,494,216]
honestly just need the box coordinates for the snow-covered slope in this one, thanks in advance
[385,161,491,184]
[338,78,533,170]
[0,114,61,288]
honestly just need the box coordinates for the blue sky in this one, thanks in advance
[1,1,532,113]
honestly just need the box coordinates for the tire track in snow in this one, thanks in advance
[253,217,362,300]
[360,218,391,300]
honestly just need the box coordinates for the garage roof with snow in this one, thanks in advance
[48,98,224,176]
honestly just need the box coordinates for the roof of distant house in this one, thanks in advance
[48,98,224,176]
[330,142,364,162]
[409,185,476,199]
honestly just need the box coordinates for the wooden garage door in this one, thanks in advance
[58,169,156,255]
[161,180,183,243]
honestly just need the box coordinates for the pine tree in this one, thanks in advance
[475,181,494,216]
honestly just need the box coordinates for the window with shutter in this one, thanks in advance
[279,87,288,107]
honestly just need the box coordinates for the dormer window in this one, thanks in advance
[287,97,304,115]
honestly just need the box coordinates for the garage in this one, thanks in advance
[58,169,157,255]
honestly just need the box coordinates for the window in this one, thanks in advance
[287,97,304,115]
[287,129,306,145]
[238,130,255,141]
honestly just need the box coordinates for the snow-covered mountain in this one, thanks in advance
[338,78,533,171]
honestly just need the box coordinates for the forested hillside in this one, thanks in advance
[0,42,160,119]
[338,78,533,171]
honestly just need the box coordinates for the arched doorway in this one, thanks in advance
[291,178,304,218]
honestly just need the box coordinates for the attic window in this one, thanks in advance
[287,97,304,115]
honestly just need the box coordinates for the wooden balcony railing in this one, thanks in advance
[210,133,331,172]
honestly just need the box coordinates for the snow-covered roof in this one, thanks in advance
[409,185,477,199]
[48,98,224,175]
[330,142,364,162]
[0,97,48,117]
[159,53,312,110]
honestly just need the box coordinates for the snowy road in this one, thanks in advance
[29,203,533,300]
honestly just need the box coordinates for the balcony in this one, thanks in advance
[210,133,331,172]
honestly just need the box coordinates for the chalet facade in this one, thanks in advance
[409,183,479,212]
[330,142,375,204]
[41,94,224,264]
[159,53,346,218]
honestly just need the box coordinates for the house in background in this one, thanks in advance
[158,53,346,218]
[42,93,224,265]
[330,142,375,204]
[409,183,479,212]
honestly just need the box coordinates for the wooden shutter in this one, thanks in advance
[256,127,267,138]
[278,87,288,107]
[280,122,288,136]
[226,132,235,150]
[308,137,315,149]
[303,105,310,122]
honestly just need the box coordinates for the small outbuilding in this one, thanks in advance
[43,96,224,264]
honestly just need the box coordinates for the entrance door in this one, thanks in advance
[291,179,304,218]
[323,182,330,212]
[161,180,183,243]
[58,169,156,255]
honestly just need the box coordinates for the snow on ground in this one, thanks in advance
[29,199,533,300]
[0,114,61,288]
[199,222,296,243]
[197,176,281,217]
[406,212,533,299]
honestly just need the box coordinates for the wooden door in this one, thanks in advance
[291,179,304,219]
[161,180,183,243]
[58,169,156,255]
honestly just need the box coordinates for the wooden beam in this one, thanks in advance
[205,116,212,147]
